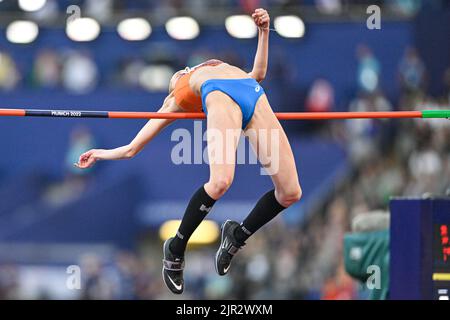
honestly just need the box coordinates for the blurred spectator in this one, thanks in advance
[119,57,147,88]
[61,51,98,94]
[321,264,357,300]
[0,264,19,299]
[0,51,20,91]
[147,0,186,21]
[315,0,343,14]
[139,65,175,92]
[443,67,450,103]
[345,91,392,164]
[407,146,443,195]
[398,47,426,95]
[85,0,113,23]
[43,126,95,207]
[356,44,380,93]
[220,51,245,69]
[65,125,96,176]
[32,49,61,89]
[28,0,59,22]
[306,78,334,112]
[239,0,261,13]
[80,254,115,300]
[114,252,140,299]
[187,50,215,68]
[388,0,422,16]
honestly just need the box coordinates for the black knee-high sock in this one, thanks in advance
[169,185,216,257]
[234,189,286,243]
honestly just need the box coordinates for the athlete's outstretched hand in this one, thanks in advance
[75,149,98,169]
[252,8,270,30]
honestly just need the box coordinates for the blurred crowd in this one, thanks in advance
[0,48,98,94]
[300,42,450,299]
[1,0,443,16]
[0,46,248,94]
[0,0,447,94]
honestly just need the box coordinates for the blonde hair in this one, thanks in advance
[169,67,191,93]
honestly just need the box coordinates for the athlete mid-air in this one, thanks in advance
[76,8,301,294]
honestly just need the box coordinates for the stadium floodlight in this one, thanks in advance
[159,220,219,244]
[225,15,257,39]
[117,18,152,41]
[165,16,200,40]
[274,15,305,38]
[18,0,46,12]
[66,17,101,42]
[6,20,39,44]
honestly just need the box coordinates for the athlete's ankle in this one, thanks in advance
[233,224,251,244]
[169,236,186,258]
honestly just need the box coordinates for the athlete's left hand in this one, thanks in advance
[252,8,270,30]
[74,149,98,169]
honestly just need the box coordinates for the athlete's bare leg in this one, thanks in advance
[203,91,243,199]
[214,94,302,276]
[245,94,302,207]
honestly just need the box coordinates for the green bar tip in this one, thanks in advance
[422,110,450,119]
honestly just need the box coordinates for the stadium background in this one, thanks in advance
[0,0,448,299]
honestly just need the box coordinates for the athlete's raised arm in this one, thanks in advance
[75,94,180,169]
[249,8,270,82]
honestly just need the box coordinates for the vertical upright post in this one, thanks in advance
[390,198,433,299]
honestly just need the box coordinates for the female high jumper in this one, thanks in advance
[76,8,301,294]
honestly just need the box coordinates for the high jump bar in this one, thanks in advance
[0,108,449,120]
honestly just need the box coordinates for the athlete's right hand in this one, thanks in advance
[252,8,270,30]
[75,149,98,169]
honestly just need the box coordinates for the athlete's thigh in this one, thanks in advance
[244,94,300,190]
[205,91,243,179]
